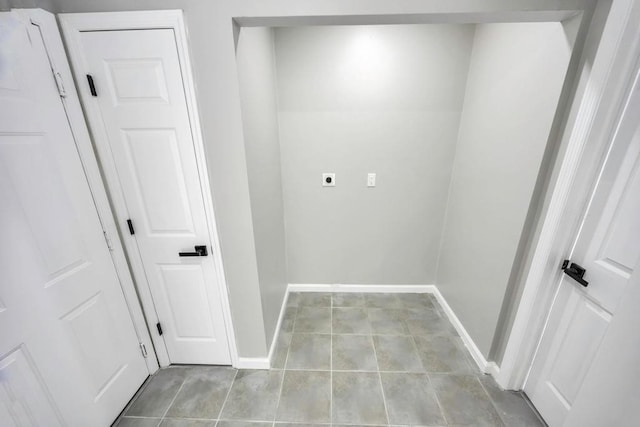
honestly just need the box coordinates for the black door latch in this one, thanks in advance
[179,245,208,257]
[562,259,589,287]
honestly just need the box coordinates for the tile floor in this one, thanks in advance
[115,292,545,427]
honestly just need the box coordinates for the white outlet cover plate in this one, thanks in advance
[367,173,376,187]
[322,173,335,187]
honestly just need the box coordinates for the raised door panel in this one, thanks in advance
[159,265,216,340]
[528,284,611,426]
[0,135,89,287]
[105,58,170,104]
[0,347,63,426]
[122,129,195,235]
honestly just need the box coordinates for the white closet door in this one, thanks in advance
[74,29,231,364]
[525,71,640,426]
[0,13,149,426]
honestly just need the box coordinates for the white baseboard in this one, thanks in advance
[486,361,500,378]
[235,357,270,369]
[288,283,436,293]
[266,288,291,369]
[430,287,491,374]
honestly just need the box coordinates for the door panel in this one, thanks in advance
[0,13,149,425]
[123,128,195,233]
[0,347,62,427]
[75,29,231,364]
[526,70,640,426]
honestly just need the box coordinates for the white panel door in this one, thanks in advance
[525,71,640,426]
[73,29,231,364]
[0,12,149,426]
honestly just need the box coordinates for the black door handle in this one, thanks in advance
[179,245,208,257]
[562,259,588,287]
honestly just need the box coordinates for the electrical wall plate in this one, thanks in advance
[367,173,376,187]
[322,173,335,187]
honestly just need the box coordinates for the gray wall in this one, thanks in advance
[274,25,475,284]
[236,27,288,346]
[1,0,53,10]
[436,22,572,357]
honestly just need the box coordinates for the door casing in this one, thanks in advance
[59,10,239,368]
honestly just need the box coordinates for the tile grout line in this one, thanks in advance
[273,301,296,425]
[409,332,451,423]
[157,377,187,427]
[214,368,239,427]
[425,372,449,426]
[477,374,510,427]
[369,330,391,426]
[330,295,333,425]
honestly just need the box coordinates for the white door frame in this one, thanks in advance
[498,0,640,390]
[59,10,239,368]
[13,8,160,375]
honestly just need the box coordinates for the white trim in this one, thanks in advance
[235,357,271,370]
[498,0,640,390]
[267,289,291,368]
[17,8,160,375]
[486,362,501,378]
[59,10,238,368]
[288,283,436,293]
[430,287,490,374]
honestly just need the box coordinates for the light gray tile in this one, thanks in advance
[293,306,331,333]
[397,293,436,310]
[165,367,235,419]
[332,307,370,334]
[116,418,161,427]
[276,370,331,423]
[216,422,272,427]
[405,308,457,336]
[280,307,297,334]
[125,367,186,417]
[271,331,292,369]
[332,371,387,425]
[365,293,403,309]
[332,335,377,371]
[332,293,366,307]
[414,335,473,373]
[160,420,216,427]
[368,308,409,335]
[297,292,332,307]
[431,374,504,426]
[380,372,445,426]
[286,293,299,307]
[286,334,331,370]
[373,335,424,372]
[479,376,544,427]
[219,370,283,421]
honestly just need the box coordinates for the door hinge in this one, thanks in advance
[127,219,135,235]
[53,71,67,98]
[156,322,163,336]
[103,230,114,251]
[86,74,98,96]
[139,342,148,358]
